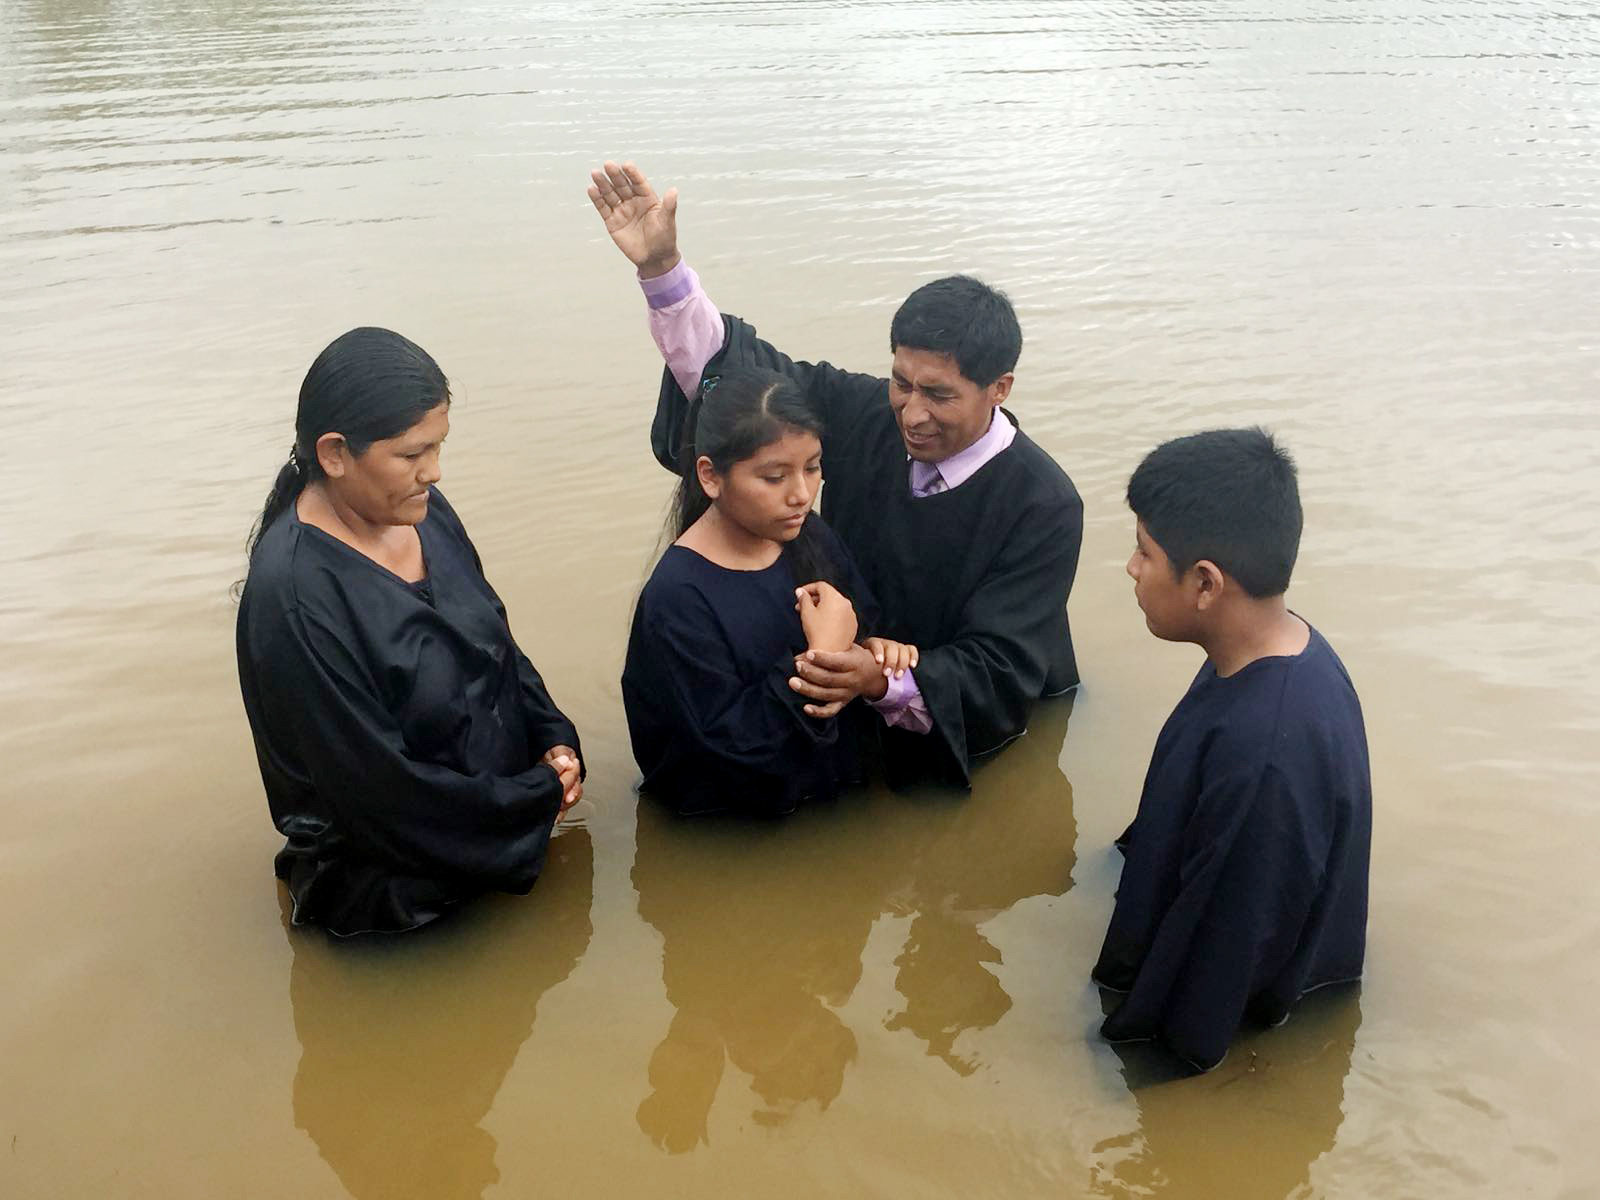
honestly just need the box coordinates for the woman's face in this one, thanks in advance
[323,402,450,527]
[706,429,822,543]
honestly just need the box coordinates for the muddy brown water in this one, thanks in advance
[2,1,1597,1196]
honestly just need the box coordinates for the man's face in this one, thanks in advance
[1126,519,1196,641]
[888,347,1011,463]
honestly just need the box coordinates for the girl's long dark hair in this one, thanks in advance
[245,327,450,562]
[673,366,839,587]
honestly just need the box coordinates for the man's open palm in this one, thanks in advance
[588,160,679,273]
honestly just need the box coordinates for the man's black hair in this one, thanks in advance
[889,275,1022,387]
[1127,427,1303,598]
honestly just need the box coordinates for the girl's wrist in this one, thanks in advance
[804,632,854,653]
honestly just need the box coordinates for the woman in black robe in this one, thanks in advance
[622,366,901,817]
[236,327,581,935]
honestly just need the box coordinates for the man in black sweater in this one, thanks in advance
[589,160,1082,787]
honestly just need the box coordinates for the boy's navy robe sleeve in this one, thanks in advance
[255,601,566,895]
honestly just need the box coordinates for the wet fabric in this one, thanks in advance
[622,518,877,817]
[1092,626,1372,1071]
[649,315,1083,787]
[236,489,578,935]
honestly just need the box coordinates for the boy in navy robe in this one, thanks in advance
[1093,428,1372,1072]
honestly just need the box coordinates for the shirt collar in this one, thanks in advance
[909,409,1017,491]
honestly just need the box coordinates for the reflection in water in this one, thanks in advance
[1090,985,1362,1199]
[631,698,1076,1152]
[287,829,593,1200]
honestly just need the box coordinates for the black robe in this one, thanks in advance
[1092,626,1372,1072]
[622,517,876,817]
[650,315,1083,786]
[236,488,578,935]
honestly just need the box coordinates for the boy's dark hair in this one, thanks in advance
[1127,427,1303,598]
[889,275,1022,387]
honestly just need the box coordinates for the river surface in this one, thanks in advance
[2,1,1597,1197]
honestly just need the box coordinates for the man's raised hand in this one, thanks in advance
[587,160,680,278]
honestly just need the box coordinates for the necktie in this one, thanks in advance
[912,463,946,497]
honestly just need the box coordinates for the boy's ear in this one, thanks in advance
[695,455,721,500]
[1193,559,1226,610]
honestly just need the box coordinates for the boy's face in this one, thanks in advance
[1126,519,1197,640]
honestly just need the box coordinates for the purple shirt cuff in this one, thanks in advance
[640,259,697,309]
[868,667,934,734]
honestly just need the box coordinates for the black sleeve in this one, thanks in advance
[515,649,582,766]
[911,487,1083,777]
[637,588,837,776]
[801,515,881,634]
[650,314,888,474]
[841,545,881,638]
[257,606,565,892]
[433,489,582,766]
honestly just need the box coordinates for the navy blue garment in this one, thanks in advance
[649,316,1082,788]
[1092,625,1372,1071]
[236,488,578,936]
[623,516,877,817]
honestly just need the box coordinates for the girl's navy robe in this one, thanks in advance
[236,489,578,935]
[622,519,876,817]
[1092,627,1372,1071]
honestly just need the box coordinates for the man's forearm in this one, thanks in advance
[641,259,724,399]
